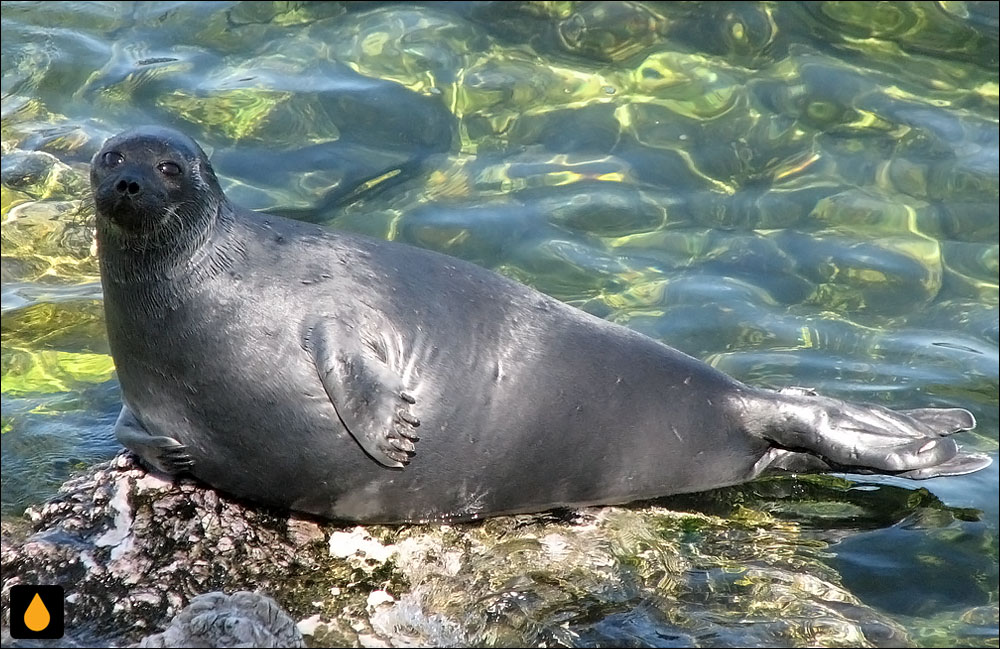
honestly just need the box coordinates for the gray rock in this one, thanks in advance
[1,453,331,646]
[137,591,303,648]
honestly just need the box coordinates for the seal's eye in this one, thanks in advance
[157,161,182,177]
[103,151,124,167]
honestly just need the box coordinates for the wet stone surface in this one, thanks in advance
[3,455,983,647]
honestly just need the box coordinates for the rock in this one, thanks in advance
[137,591,303,648]
[5,451,953,648]
[0,453,332,646]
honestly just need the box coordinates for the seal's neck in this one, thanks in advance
[97,199,244,308]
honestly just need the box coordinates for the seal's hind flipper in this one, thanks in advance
[893,451,992,479]
[113,405,194,475]
[307,322,420,468]
[898,408,976,435]
[742,389,990,479]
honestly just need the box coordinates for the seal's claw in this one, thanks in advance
[141,436,195,475]
[389,435,416,454]
[397,429,420,442]
[392,425,420,442]
[381,445,412,466]
[164,443,191,456]
[143,437,194,475]
[397,409,420,427]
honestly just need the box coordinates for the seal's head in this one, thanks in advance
[91,126,224,248]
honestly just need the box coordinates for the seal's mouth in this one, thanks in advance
[94,172,170,233]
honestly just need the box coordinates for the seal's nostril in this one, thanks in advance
[115,179,141,195]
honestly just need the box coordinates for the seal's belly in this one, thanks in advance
[306,318,764,522]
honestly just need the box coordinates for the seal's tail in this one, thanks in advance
[743,387,992,480]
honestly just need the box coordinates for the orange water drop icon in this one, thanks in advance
[24,592,50,632]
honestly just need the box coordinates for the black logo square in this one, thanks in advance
[9,584,65,639]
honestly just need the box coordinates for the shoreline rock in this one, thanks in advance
[2,452,916,648]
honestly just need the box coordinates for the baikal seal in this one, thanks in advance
[90,126,991,523]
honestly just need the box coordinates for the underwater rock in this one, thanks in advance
[2,150,83,199]
[136,591,303,648]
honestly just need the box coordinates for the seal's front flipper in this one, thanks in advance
[742,389,991,480]
[308,324,420,468]
[113,405,194,475]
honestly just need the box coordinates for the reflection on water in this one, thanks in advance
[2,1,997,646]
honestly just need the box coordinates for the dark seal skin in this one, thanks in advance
[91,126,992,523]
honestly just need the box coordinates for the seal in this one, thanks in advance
[91,126,992,523]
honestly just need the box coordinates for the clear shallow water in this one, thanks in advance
[1,1,997,646]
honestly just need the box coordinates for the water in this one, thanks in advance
[1,1,997,646]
